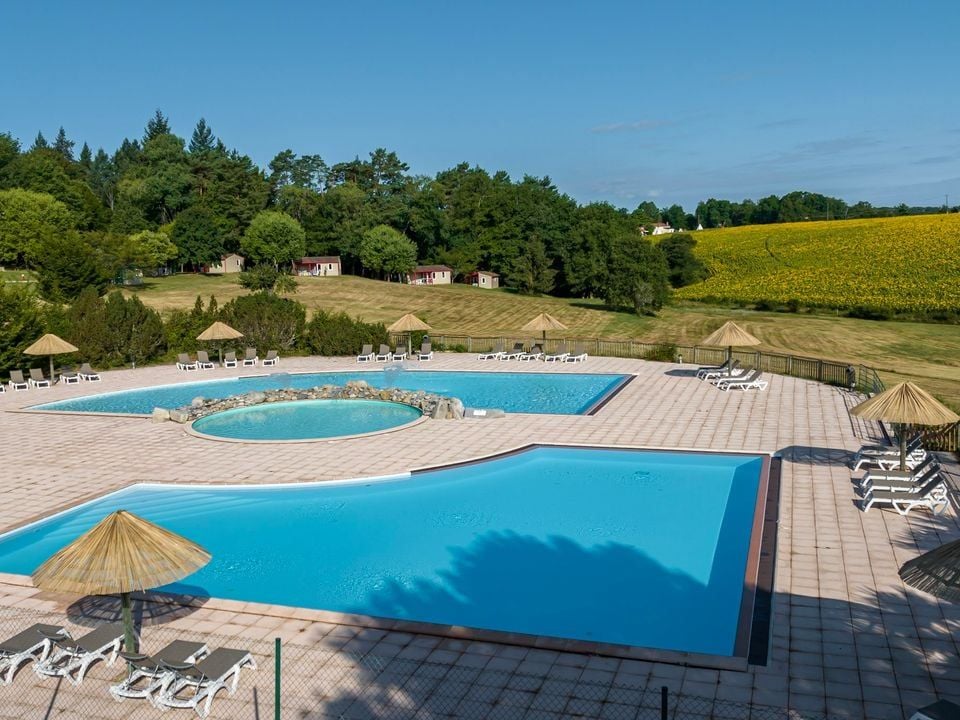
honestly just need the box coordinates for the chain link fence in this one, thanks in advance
[0,606,849,720]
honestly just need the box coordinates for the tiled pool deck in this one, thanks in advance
[0,354,958,719]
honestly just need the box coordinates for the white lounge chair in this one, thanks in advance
[716,369,767,391]
[861,476,950,515]
[0,623,67,684]
[196,351,215,370]
[857,462,941,493]
[78,363,101,381]
[176,354,199,371]
[375,344,393,362]
[853,434,924,471]
[28,368,50,388]
[222,351,238,368]
[564,346,588,363]
[500,342,525,361]
[391,348,407,361]
[262,350,279,367]
[854,447,929,473]
[109,639,207,701]
[242,348,258,366]
[8,370,29,391]
[518,345,543,362]
[35,623,124,686]
[59,366,81,384]
[153,647,256,718]
[479,343,505,361]
[356,344,374,362]
[544,344,569,362]
[698,359,741,380]
[418,342,434,361]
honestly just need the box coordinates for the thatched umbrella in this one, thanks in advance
[24,333,79,381]
[388,313,432,356]
[196,321,244,364]
[700,321,761,376]
[521,313,568,347]
[32,511,211,652]
[850,382,959,471]
[900,539,960,603]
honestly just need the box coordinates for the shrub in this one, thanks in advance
[35,234,108,301]
[221,292,306,351]
[164,295,220,354]
[66,288,165,366]
[643,342,678,362]
[305,311,388,356]
[0,284,45,371]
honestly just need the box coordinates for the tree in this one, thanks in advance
[240,210,306,269]
[30,132,48,151]
[220,292,306,350]
[601,236,670,314]
[127,229,179,269]
[143,109,171,144]
[189,118,215,154]
[0,189,75,265]
[116,133,192,225]
[633,201,660,223]
[507,237,555,295]
[0,132,20,171]
[35,233,108,301]
[53,127,74,161]
[171,204,224,268]
[78,142,92,171]
[662,204,687,230]
[237,264,298,295]
[359,225,417,280]
[657,233,709,287]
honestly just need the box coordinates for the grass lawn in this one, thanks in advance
[126,273,960,408]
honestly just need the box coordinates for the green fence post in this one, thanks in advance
[275,637,281,720]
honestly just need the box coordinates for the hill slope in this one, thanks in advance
[675,213,960,314]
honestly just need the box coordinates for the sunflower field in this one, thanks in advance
[675,213,960,314]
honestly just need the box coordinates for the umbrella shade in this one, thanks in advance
[387,313,432,333]
[850,382,960,426]
[520,313,568,334]
[196,321,243,342]
[24,333,79,379]
[33,511,210,652]
[900,539,960,603]
[699,321,761,348]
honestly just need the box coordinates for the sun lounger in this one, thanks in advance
[479,343,505,361]
[78,363,101,381]
[196,351,215,370]
[544,344,569,362]
[392,348,407,361]
[35,623,124,686]
[153,647,257,717]
[564,345,588,363]
[28,368,50,388]
[716,369,767,391]
[500,342,525,361]
[519,345,543,361]
[176,354,198,371]
[356,344,374,362]
[858,463,942,494]
[242,348,258,366]
[59,366,80,384]
[853,434,924,470]
[861,476,950,515]
[222,351,238,368]
[0,623,67,684]
[8,370,29,391]
[698,359,741,380]
[262,350,279,367]
[854,447,932,474]
[109,639,208,701]
[418,342,434,361]
[0,383,4,393]
[375,344,393,362]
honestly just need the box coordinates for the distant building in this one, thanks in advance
[294,256,341,276]
[203,253,245,274]
[466,270,500,289]
[408,265,452,285]
[651,222,675,236]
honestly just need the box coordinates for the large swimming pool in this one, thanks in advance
[32,370,629,416]
[0,447,766,657]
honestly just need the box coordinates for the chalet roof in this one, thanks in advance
[413,265,452,273]
[472,269,500,277]
[298,256,341,264]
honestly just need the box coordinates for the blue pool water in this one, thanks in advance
[192,399,422,441]
[0,447,764,656]
[32,370,628,416]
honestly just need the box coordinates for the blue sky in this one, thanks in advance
[2,1,958,210]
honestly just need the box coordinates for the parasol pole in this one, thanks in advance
[899,423,908,472]
[120,591,137,653]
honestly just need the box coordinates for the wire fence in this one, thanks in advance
[0,606,849,720]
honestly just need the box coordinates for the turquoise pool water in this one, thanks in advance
[32,370,628,416]
[0,447,764,656]
[192,399,422,441]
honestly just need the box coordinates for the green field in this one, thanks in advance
[126,274,960,409]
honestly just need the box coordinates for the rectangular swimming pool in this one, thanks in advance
[0,447,772,662]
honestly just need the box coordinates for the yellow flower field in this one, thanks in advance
[675,213,960,313]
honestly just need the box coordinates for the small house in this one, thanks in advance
[203,253,245,274]
[294,256,341,277]
[466,270,499,289]
[651,222,675,236]
[408,265,452,285]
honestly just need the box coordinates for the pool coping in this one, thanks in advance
[0,442,777,672]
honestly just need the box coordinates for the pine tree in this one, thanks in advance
[31,131,49,151]
[53,127,74,160]
[79,142,93,170]
[143,109,171,144]
[189,118,215,154]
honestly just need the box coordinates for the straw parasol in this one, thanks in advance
[196,321,244,364]
[850,382,959,471]
[700,321,761,376]
[521,313,568,346]
[387,313,432,356]
[32,510,211,652]
[24,333,79,380]
[899,539,960,603]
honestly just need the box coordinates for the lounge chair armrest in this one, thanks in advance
[120,651,151,664]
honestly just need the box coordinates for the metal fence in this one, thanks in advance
[0,607,847,720]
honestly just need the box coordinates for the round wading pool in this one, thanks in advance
[189,399,423,441]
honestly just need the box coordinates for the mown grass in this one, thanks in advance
[126,273,960,408]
